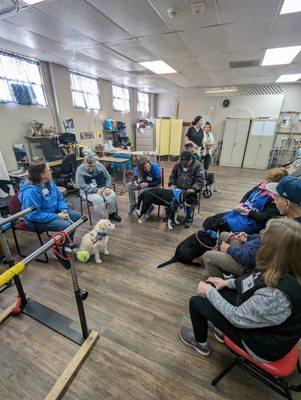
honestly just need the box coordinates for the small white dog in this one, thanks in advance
[79,219,115,264]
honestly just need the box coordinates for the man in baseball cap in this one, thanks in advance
[266,176,301,221]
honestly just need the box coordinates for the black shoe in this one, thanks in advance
[109,213,122,222]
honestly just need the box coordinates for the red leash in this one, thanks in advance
[51,231,73,261]
[195,231,244,250]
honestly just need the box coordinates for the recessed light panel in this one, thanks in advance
[276,74,301,82]
[262,46,301,66]
[280,0,301,15]
[139,61,177,74]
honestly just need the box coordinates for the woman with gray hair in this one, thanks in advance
[75,154,121,222]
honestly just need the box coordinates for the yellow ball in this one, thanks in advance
[76,251,90,263]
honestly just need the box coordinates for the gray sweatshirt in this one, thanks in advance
[75,161,113,194]
[206,280,292,361]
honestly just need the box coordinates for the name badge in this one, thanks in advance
[42,188,49,195]
[146,176,153,181]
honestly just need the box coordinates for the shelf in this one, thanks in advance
[103,130,122,133]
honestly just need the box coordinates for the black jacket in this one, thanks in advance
[168,159,205,192]
[240,185,280,226]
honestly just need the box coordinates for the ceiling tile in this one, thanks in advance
[257,65,286,77]
[256,76,277,83]
[268,14,301,48]
[33,0,131,43]
[283,63,301,74]
[228,50,264,63]
[138,33,192,59]
[149,0,219,31]
[206,69,232,81]
[233,78,259,84]
[182,69,211,85]
[178,26,226,56]
[197,52,229,70]
[167,57,202,72]
[105,39,156,62]
[7,6,97,47]
[87,0,171,37]
[231,67,258,78]
[160,73,192,87]
[223,18,274,52]
[217,0,282,24]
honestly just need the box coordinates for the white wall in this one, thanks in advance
[157,92,285,143]
[1,62,150,171]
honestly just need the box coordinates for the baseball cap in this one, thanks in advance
[179,151,193,166]
[266,176,301,205]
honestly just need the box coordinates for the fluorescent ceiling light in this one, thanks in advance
[262,46,301,66]
[22,0,46,4]
[204,87,237,95]
[139,61,177,74]
[276,74,301,82]
[280,0,301,14]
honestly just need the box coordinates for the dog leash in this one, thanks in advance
[194,229,243,250]
[143,190,185,208]
[89,229,108,244]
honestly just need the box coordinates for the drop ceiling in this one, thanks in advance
[0,0,300,93]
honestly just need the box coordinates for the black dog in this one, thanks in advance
[157,229,217,268]
[136,188,198,229]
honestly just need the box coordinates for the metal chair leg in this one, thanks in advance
[37,233,49,263]
[11,225,22,256]
[211,357,239,386]
[87,201,92,226]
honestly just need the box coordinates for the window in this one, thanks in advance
[0,50,47,106]
[137,91,150,115]
[112,84,130,113]
[70,71,100,110]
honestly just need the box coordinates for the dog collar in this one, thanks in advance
[90,229,108,244]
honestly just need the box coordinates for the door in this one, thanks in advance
[169,119,183,156]
[156,119,170,156]
[220,119,250,167]
[243,120,277,169]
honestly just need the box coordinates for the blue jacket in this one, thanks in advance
[18,179,68,224]
[133,162,161,187]
[227,234,261,270]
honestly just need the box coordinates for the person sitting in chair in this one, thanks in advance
[179,217,301,360]
[76,154,121,222]
[126,156,161,216]
[18,162,81,238]
[203,167,287,234]
[168,151,204,228]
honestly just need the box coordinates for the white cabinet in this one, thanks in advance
[243,120,277,169]
[220,119,251,167]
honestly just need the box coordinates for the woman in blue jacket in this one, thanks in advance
[19,162,81,237]
[203,167,288,234]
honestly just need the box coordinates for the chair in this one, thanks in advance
[9,194,49,263]
[157,165,165,219]
[51,153,77,192]
[212,336,301,400]
[79,183,118,226]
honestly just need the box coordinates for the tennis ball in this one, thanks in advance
[76,251,91,263]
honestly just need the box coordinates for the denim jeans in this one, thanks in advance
[26,210,81,239]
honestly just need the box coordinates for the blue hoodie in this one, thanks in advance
[18,179,68,224]
[133,162,161,187]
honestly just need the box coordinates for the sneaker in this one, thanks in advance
[184,220,193,228]
[109,212,122,222]
[128,204,136,215]
[145,205,155,219]
[208,321,225,343]
[179,327,211,356]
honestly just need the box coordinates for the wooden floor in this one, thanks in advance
[1,164,300,400]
